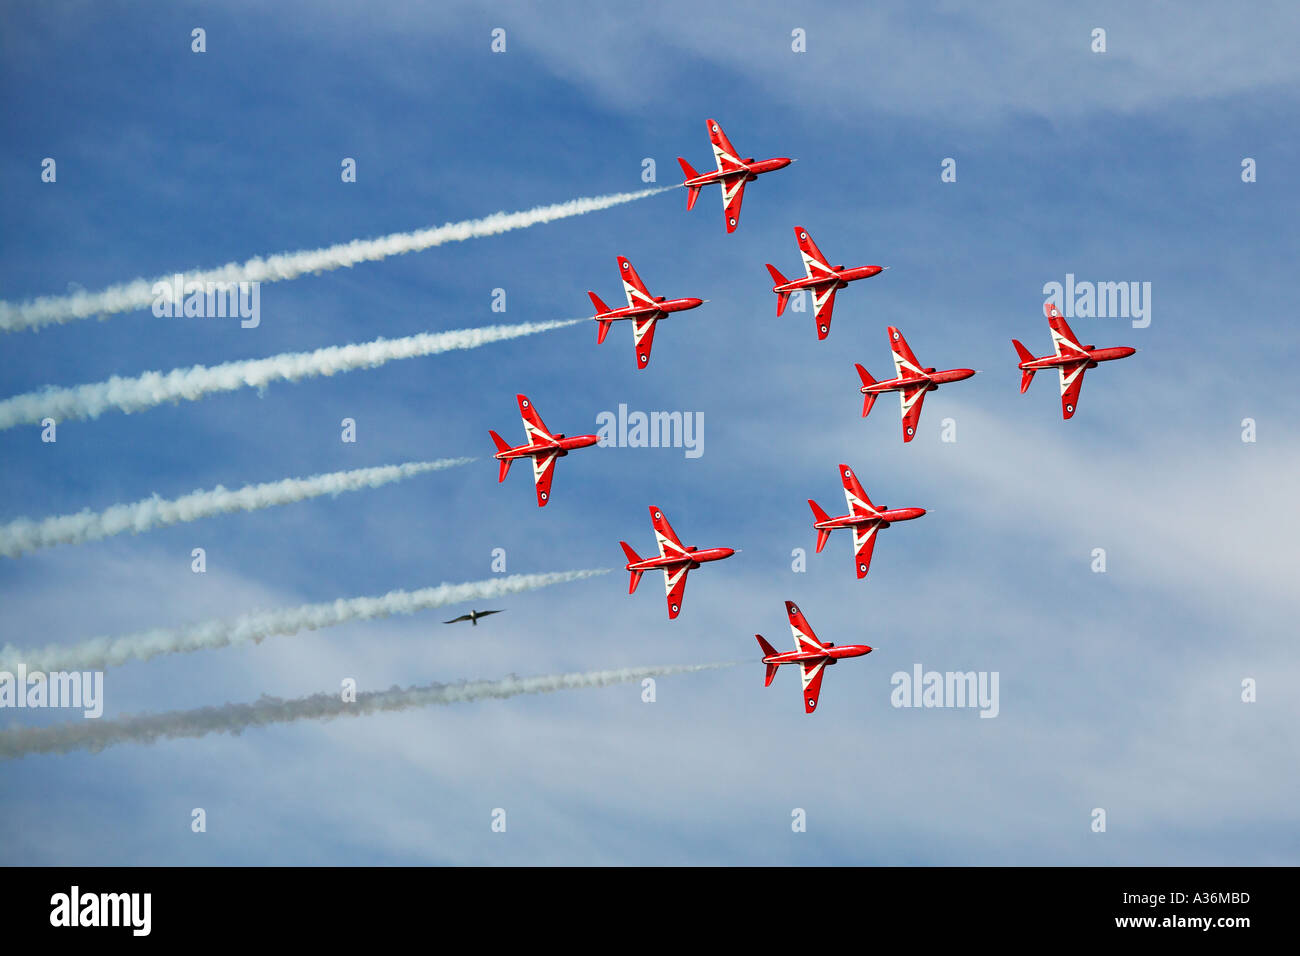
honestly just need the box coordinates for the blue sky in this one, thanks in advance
[1,1,1297,864]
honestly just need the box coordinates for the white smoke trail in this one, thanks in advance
[0,569,611,673]
[0,318,582,430]
[0,187,674,333]
[0,457,474,559]
[0,661,740,759]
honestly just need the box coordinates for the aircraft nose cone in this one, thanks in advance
[685,297,705,308]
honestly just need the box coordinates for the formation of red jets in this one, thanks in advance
[488,119,1137,712]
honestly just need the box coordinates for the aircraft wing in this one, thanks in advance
[851,522,880,579]
[532,450,560,506]
[795,227,835,279]
[786,601,825,652]
[1047,306,1088,359]
[721,176,746,233]
[811,285,838,340]
[838,464,878,515]
[800,659,828,714]
[618,256,656,309]
[650,506,688,558]
[708,118,746,173]
[443,614,473,624]
[632,315,658,369]
[899,384,928,442]
[889,327,925,378]
[517,394,556,445]
[1059,363,1087,420]
[664,564,690,619]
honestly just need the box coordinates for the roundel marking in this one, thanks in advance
[843,468,852,479]
[622,261,629,269]
[540,491,548,501]
[906,426,914,436]
[807,698,816,709]
[521,399,529,408]
[654,511,662,520]
[1066,404,1074,413]
[639,354,648,364]
[892,330,900,339]
[711,124,719,132]
[789,604,798,615]
[859,563,868,572]
[671,604,679,612]
[820,325,828,334]
[800,232,808,240]
[729,218,737,226]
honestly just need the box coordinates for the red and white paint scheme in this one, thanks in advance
[1013,303,1137,420]
[620,506,736,619]
[765,227,885,340]
[489,394,598,507]
[588,257,705,369]
[677,118,792,233]
[756,601,873,714]
[856,327,977,442]
[807,465,926,580]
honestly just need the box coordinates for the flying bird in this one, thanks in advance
[443,609,505,627]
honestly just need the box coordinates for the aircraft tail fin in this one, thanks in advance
[489,431,512,482]
[755,635,781,686]
[596,318,612,344]
[1013,340,1036,393]
[808,500,833,553]
[766,265,792,315]
[678,159,703,210]
[855,364,879,417]
[620,542,645,593]
[589,291,611,315]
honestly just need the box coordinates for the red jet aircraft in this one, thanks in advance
[588,257,705,369]
[1013,302,1137,419]
[808,464,926,579]
[620,506,735,619]
[855,327,977,442]
[489,394,598,507]
[756,601,873,714]
[677,118,792,233]
[766,227,885,340]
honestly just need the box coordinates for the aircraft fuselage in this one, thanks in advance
[626,547,736,573]
[683,156,792,188]
[773,264,883,294]
[1019,345,1136,371]
[815,507,925,532]
[593,297,704,324]
[861,367,977,394]
[495,433,599,461]
[762,643,874,666]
